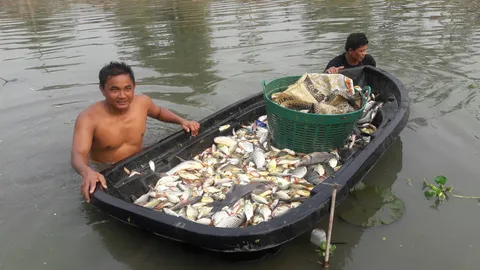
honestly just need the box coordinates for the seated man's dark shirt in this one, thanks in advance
[324,53,376,72]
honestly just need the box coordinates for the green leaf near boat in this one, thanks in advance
[337,185,405,227]
[434,175,447,185]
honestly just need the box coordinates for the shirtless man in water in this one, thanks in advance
[71,61,200,203]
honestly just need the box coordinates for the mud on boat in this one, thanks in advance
[90,66,410,253]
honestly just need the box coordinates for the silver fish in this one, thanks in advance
[257,204,272,220]
[291,166,307,178]
[181,187,193,201]
[212,210,229,226]
[357,104,380,124]
[272,205,290,218]
[156,175,180,186]
[214,136,238,147]
[134,193,151,205]
[244,200,254,223]
[149,160,155,172]
[239,141,254,153]
[296,152,336,167]
[163,208,180,217]
[197,206,213,219]
[196,218,212,225]
[144,198,164,209]
[252,148,266,169]
[314,164,325,176]
[216,213,246,228]
[251,193,268,204]
[275,190,291,201]
[166,193,180,204]
[186,205,199,220]
[252,214,264,225]
[166,161,204,176]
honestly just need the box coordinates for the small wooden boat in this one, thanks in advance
[90,65,410,253]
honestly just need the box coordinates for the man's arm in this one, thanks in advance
[71,110,107,202]
[324,56,344,74]
[144,95,200,136]
[146,99,186,125]
[71,111,94,177]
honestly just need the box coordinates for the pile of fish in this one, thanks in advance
[129,87,383,229]
[131,118,343,228]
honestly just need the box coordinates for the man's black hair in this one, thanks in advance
[344,33,369,52]
[98,61,135,88]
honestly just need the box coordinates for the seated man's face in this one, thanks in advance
[349,45,367,62]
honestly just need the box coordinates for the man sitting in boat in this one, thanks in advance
[324,33,377,74]
[70,61,201,203]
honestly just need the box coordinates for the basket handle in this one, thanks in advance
[261,80,267,91]
[361,86,371,98]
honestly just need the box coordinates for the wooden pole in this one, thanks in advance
[324,183,339,268]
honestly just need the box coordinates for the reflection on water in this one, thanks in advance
[1,0,480,269]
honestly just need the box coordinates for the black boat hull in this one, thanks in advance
[90,66,410,253]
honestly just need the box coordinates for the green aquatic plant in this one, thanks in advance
[316,240,336,258]
[467,82,480,89]
[422,175,451,201]
[422,175,480,208]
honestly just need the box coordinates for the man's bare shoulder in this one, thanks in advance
[134,94,153,105]
[76,101,104,124]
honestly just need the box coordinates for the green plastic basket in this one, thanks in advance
[261,75,371,154]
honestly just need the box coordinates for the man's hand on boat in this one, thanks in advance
[70,61,201,203]
[325,66,344,74]
[81,166,108,203]
[181,120,200,137]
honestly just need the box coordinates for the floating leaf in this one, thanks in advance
[424,190,436,199]
[337,186,405,227]
[434,176,447,185]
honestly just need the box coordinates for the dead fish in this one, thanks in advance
[218,124,231,132]
[214,136,237,147]
[216,213,246,228]
[149,160,155,172]
[296,152,336,167]
[201,196,215,203]
[252,148,266,169]
[314,164,325,176]
[272,205,290,218]
[163,208,180,217]
[257,204,272,220]
[291,166,307,178]
[144,198,163,209]
[357,104,380,124]
[251,193,268,204]
[166,161,204,176]
[134,193,151,205]
[266,159,277,172]
[156,175,180,186]
[212,210,229,226]
[170,195,202,211]
[244,200,254,223]
[275,190,291,201]
[186,205,199,220]
[197,206,213,219]
[196,218,212,225]
[305,170,327,185]
[166,193,180,204]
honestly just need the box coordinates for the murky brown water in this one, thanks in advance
[1,0,480,269]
